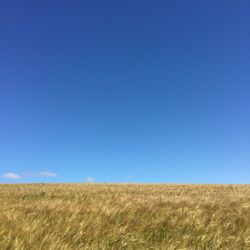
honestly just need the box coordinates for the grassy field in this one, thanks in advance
[0,184,249,249]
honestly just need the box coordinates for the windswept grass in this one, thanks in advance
[0,184,249,249]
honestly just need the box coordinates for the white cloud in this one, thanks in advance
[38,171,58,177]
[1,171,58,179]
[1,172,21,179]
[126,175,134,179]
[85,176,95,183]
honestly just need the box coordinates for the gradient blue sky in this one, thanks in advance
[1,0,249,183]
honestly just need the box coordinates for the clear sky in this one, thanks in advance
[0,0,249,183]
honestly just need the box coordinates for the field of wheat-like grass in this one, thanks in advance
[0,184,249,249]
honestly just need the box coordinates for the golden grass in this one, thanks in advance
[0,184,249,249]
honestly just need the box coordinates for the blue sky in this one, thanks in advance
[0,0,249,183]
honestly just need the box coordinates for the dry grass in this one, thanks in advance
[0,184,249,249]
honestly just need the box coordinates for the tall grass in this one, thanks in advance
[0,184,249,249]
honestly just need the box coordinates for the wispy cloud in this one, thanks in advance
[1,172,21,179]
[126,175,134,179]
[38,171,58,177]
[85,176,95,183]
[1,171,58,180]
